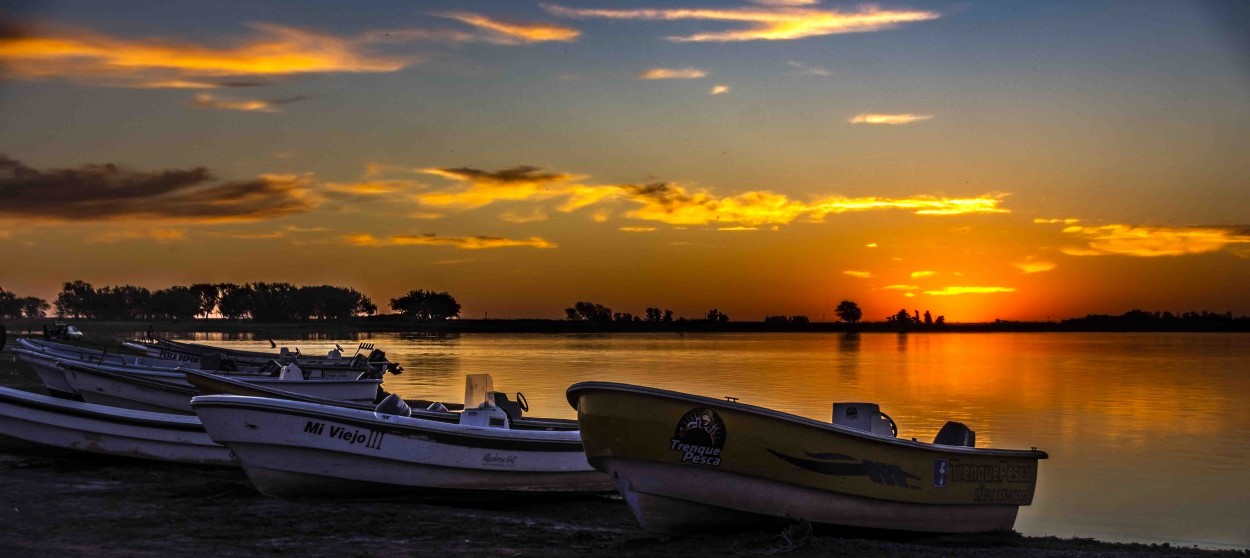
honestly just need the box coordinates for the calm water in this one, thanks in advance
[198,332,1250,549]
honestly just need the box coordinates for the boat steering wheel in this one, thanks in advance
[880,411,898,438]
[516,391,529,413]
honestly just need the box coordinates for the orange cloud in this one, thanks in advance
[924,286,1016,296]
[0,22,415,88]
[499,208,549,223]
[91,228,188,243]
[325,180,424,196]
[347,233,555,249]
[1034,217,1081,225]
[640,68,708,80]
[910,270,936,278]
[884,284,918,290]
[619,226,656,232]
[436,12,580,44]
[1060,224,1250,257]
[416,165,1011,226]
[717,226,758,231]
[709,84,730,95]
[843,270,872,279]
[543,4,939,42]
[850,113,933,125]
[1013,257,1057,274]
[188,93,307,113]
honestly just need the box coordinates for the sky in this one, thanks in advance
[1,0,1248,322]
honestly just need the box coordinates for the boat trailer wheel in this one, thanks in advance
[516,391,529,412]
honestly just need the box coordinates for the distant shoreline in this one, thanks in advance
[4,318,1249,337]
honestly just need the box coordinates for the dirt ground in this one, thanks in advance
[1,348,1246,557]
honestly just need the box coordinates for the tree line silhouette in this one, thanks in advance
[46,281,379,321]
[5,284,1248,331]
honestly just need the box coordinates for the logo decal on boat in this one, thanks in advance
[670,408,726,467]
[305,420,384,450]
[482,453,518,467]
[767,450,921,489]
[934,458,948,487]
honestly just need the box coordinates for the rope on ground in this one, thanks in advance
[730,520,813,555]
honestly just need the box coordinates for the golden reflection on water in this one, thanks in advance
[202,332,1250,548]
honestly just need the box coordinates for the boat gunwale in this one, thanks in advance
[567,381,1048,459]
[0,386,206,432]
[182,369,577,431]
[191,394,585,451]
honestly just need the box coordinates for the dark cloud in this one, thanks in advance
[623,182,693,207]
[0,154,314,222]
[434,165,574,183]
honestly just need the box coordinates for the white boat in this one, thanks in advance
[57,359,382,414]
[19,337,383,378]
[191,375,613,497]
[123,338,400,375]
[0,385,233,465]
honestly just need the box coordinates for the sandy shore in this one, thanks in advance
[1,349,1246,557]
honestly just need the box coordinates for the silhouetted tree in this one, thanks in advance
[149,286,199,321]
[20,296,50,319]
[566,301,613,322]
[705,308,729,322]
[55,280,95,318]
[834,300,862,324]
[662,309,673,322]
[895,309,913,324]
[924,310,932,325]
[0,288,17,319]
[390,290,461,321]
[189,283,221,319]
[935,315,946,325]
[217,284,253,320]
[297,285,375,320]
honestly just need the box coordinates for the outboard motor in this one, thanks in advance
[491,391,524,420]
[374,393,411,417]
[933,421,976,447]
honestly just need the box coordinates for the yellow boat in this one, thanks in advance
[567,382,1046,534]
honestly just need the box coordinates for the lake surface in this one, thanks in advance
[196,331,1250,549]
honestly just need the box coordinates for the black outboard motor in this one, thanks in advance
[375,393,411,417]
[491,391,524,420]
[933,421,976,447]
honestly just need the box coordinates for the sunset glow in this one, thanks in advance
[0,1,1246,322]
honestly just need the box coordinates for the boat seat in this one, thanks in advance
[933,421,976,447]
[491,391,524,420]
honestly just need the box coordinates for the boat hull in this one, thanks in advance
[0,386,233,465]
[56,360,381,414]
[192,395,613,497]
[14,350,76,397]
[568,382,1045,534]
